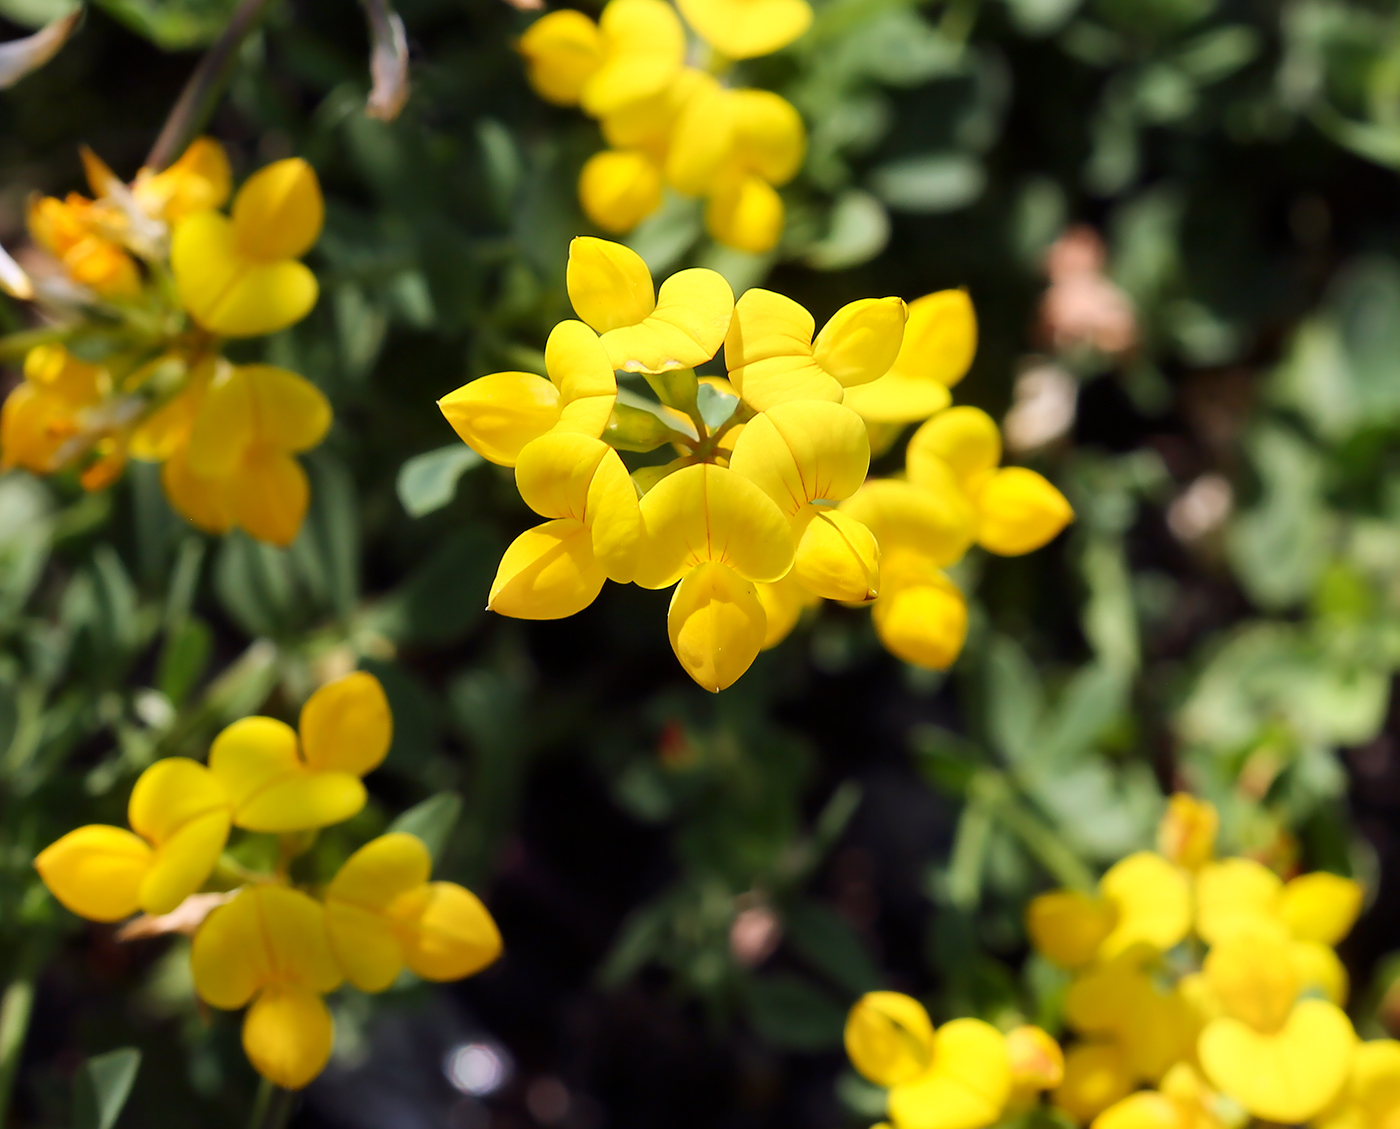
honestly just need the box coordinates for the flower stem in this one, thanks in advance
[247,1077,297,1129]
[146,0,279,171]
[0,935,48,1126]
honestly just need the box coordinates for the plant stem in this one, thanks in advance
[0,936,48,1126]
[146,0,279,171]
[247,1077,297,1129]
[971,771,1097,893]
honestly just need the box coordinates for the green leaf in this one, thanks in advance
[697,383,738,431]
[984,636,1044,764]
[156,615,212,709]
[389,792,462,862]
[803,190,890,271]
[73,1046,141,1129]
[784,899,882,996]
[869,155,985,213]
[368,526,499,645]
[397,445,483,518]
[744,973,847,1050]
[93,0,239,48]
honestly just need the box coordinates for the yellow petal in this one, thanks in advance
[871,566,967,669]
[325,832,432,992]
[601,268,735,374]
[1090,1092,1186,1129]
[844,991,935,1088]
[188,364,330,477]
[1007,1026,1064,1092]
[1204,927,1300,1032]
[235,774,368,834]
[586,445,646,583]
[1292,939,1348,1005]
[300,670,392,777]
[139,810,231,915]
[665,82,738,196]
[725,289,842,410]
[489,518,607,618]
[232,158,324,262]
[1098,850,1191,959]
[842,374,952,425]
[127,756,230,845]
[1198,999,1354,1123]
[755,572,815,649]
[888,1019,1011,1129]
[324,899,401,993]
[34,825,151,922]
[1053,1042,1134,1125]
[231,446,309,547]
[566,236,655,332]
[438,371,561,467]
[1155,793,1218,871]
[243,985,334,1090]
[580,149,663,234]
[975,467,1074,556]
[792,506,879,602]
[889,290,978,388]
[706,174,784,255]
[813,297,907,389]
[666,561,767,691]
[729,90,805,185]
[634,463,795,588]
[392,880,503,981]
[907,406,1001,491]
[728,400,870,515]
[581,0,685,116]
[161,443,235,534]
[133,136,232,223]
[675,0,813,57]
[1336,1039,1400,1123]
[1280,872,1363,946]
[172,212,319,337]
[840,479,976,567]
[1195,857,1282,945]
[516,432,601,521]
[546,319,618,436]
[1025,889,1115,970]
[193,886,342,1007]
[518,9,603,105]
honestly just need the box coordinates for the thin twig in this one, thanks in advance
[146,0,278,171]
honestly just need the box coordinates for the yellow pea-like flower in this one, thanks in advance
[324,833,501,992]
[35,757,232,922]
[27,192,141,298]
[566,236,734,374]
[907,406,1001,493]
[1279,871,1364,946]
[634,463,795,690]
[1006,1025,1065,1109]
[1314,1039,1400,1129]
[489,432,645,619]
[191,884,344,1089]
[1194,856,1281,944]
[163,361,331,546]
[172,157,323,337]
[131,136,232,224]
[887,1018,1013,1129]
[1155,792,1218,871]
[602,68,716,164]
[754,571,818,649]
[674,0,813,59]
[518,9,604,106]
[1025,889,1115,970]
[840,479,976,569]
[845,991,936,1088]
[1197,928,1355,1122]
[1054,1042,1134,1125]
[725,288,907,410]
[706,173,786,254]
[668,86,805,197]
[208,671,392,833]
[0,345,111,475]
[869,554,968,671]
[440,318,617,466]
[843,290,976,425]
[1090,1090,1187,1129]
[579,149,664,233]
[1063,950,1196,1083]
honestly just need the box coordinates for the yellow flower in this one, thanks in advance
[675,0,813,58]
[439,318,617,466]
[35,758,231,922]
[579,149,664,233]
[845,991,937,1087]
[1155,793,1218,871]
[1090,1066,1227,1129]
[208,671,392,833]
[840,479,977,569]
[1054,1042,1134,1124]
[192,884,343,1089]
[843,290,976,426]
[1026,851,1191,969]
[635,463,795,690]
[0,345,110,474]
[753,571,819,649]
[131,136,232,223]
[27,192,141,298]
[1196,927,1355,1123]
[1007,1025,1065,1109]
[324,832,502,991]
[725,288,907,410]
[566,236,734,374]
[729,400,877,602]
[706,175,786,253]
[1194,857,1362,946]
[601,67,715,165]
[164,361,332,546]
[520,0,684,116]
[869,552,968,670]
[172,157,323,337]
[1315,1039,1400,1129]
[907,407,1073,555]
[489,432,645,618]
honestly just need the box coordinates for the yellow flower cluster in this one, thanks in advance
[33,673,501,1090]
[438,237,1073,690]
[1028,793,1370,1128]
[844,992,1065,1129]
[519,0,809,252]
[1,139,330,545]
